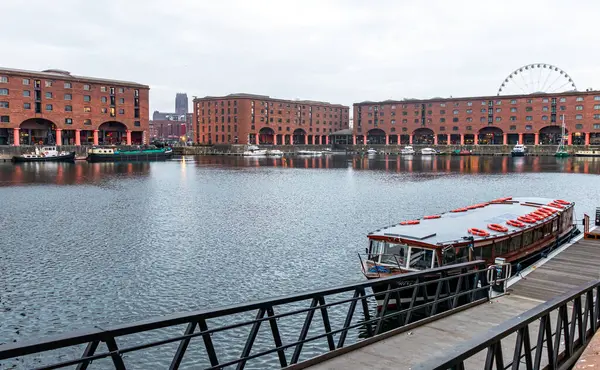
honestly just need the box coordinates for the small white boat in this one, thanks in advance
[511,143,526,157]
[400,146,415,155]
[366,148,378,155]
[296,150,322,156]
[267,149,284,156]
[420,148,437,155]
[12,146,75,163]
[242,145,268,156]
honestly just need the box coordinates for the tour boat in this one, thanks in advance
[511,143,526,157]
[86,147,173,162]
[575,150,600,157]
[296,150,323,156]
[359,197,577,309]
[366,148,378,155]
[242,145,268,156]
[12,146,75,163]
[400,146,416,155]
[421,148,437,155]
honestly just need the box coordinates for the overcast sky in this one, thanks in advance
[2,0,599,115]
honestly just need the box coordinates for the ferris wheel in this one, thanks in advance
[497,63,577,96]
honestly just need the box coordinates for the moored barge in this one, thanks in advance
[87,147,173,162]
[360,197,577,309]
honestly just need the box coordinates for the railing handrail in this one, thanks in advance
[0,260,484,361]
[413,278,600,369]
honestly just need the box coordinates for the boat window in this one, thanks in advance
[408,247,435,270]
[495,239,509,255]
[533,227,543,241]
[481,245,493,259]
[442,246,467,265]
[381,242,408,266]
[552,219,558,232]
[523,231,533,246]
[509,235,521,251]
[543,223,552,236]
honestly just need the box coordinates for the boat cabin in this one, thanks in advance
[361,197,575,278]
[88,148,115,155]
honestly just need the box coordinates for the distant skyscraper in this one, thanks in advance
[175,93,188,115]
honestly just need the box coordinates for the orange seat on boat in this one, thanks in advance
[488,223,508,232]
[554,199,570,205]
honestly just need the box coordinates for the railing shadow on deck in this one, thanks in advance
[414,279,600,370]
[0,261,490,369]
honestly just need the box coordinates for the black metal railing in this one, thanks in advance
[414,279,600,370]
[0,261,490,369]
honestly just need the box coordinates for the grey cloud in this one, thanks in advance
[1,0,599,113]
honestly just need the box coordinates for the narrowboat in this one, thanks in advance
[12,146,75,163]
[360,197,577,309]
[87,147,173,162]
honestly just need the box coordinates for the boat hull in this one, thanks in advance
[87,152,173,162]
[12,152,76,163]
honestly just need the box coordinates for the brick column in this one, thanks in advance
[352,135,356,145]
[503,133,508,145]
[93,130,99,145]
[474,134,478,145]
[518,133,523,144]
[409,135,413,145]
[126,130,132,145]
[534,133,539,145]
[256,134,259,145]
[585,133,590,145]
[55,129,62,146]
[433,134,438,145]
[304,134,308,145]
[567,134,572,145]
[460,134,464,145]
[385,135,389,145]
[75,129,81,146]
[447,134,450,144]
[13,128,19,146]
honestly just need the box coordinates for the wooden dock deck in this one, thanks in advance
[300,234,600,370]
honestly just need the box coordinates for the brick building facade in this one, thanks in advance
[193,93,349,145]
[353,91,600,146]
[0,68,149,146]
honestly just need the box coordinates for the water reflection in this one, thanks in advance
[0,161,151,186]
[191,155,600,174]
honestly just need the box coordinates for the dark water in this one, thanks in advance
[0,155,599,368]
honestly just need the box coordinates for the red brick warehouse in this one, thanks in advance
[193,93,350,145]
[354,91,600,146]
[0,67,149,146]
[354,64,600,146]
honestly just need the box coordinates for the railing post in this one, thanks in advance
[290,298,318,364]
[169,321,197,370]
[266,306,288,368]
[337,290,359,348]
[236,308,266,370]
[317,296,335,351]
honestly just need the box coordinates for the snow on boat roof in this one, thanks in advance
[368,197,573,246]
